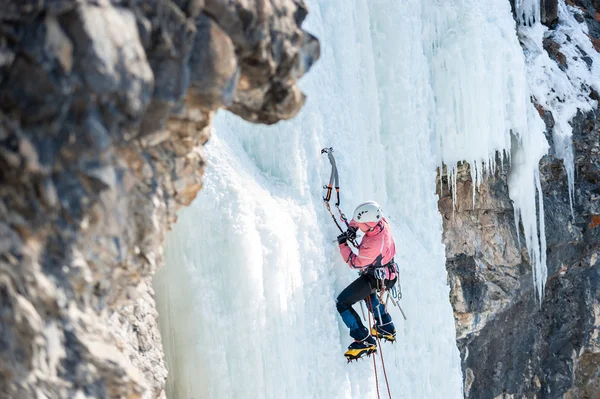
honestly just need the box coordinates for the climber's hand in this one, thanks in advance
[346,226,357,241]
[337,232,348,245]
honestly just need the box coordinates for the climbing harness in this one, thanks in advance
[370,258,408,322]
[374,268,387,280]
[321,147,358,248]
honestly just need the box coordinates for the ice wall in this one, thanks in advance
[517,0,600,214]
[153,0,555,397]
[424,0,551,301]
[508,0,600,299]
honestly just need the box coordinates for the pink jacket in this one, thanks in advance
[338,217,397,280]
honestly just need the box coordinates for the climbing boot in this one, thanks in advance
[371,323,396,342]
[344,335,377,362]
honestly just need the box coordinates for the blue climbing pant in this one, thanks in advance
[336,273,397,340]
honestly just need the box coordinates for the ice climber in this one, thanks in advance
[335,200,399,361]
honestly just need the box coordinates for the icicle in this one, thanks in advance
[535,169,547,302]
[470,160,476,210]
[439,166,443,195]
[472,178,476,210]
[515,0,540,26]
[518,1,600,220]
[553,126,576,218]
[508,98,549,303]
[451,165,457,214]
[513,203,522,247]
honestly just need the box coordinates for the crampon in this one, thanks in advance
[345,346,377,362]
[371,326,396,343]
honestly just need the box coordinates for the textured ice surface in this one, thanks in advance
[152,0,595,397]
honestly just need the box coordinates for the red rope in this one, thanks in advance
[375,333,392,399]
[371,289,393,399]
[366,296,381,399]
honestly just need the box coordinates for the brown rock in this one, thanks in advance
[203,0,320,123]
[445,86,600,399]
[541,0,558,26]
[187,14,239,109]
[543,37,567,69]
[593,38,600,53]
[0,0,319,397]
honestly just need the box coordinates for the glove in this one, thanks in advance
[346,226,357,240]
[337,232,348,245]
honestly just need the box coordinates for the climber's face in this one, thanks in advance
[357,222,376,233]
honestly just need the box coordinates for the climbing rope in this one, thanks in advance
[374,287,393,399]
[366,295,382,399]
[375,328,393,399]
[371,282,393,399]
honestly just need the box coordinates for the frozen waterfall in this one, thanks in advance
[153,0,559,397]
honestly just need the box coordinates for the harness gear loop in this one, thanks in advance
[385,273,407,320]
[386,287,407,320]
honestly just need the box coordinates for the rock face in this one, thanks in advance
[442,2,600,397]
[0,1,318,398]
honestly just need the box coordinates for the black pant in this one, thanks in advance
[336,273,397,339]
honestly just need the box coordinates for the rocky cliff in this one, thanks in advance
[3,0,600,398]
[0,1,318,398]
[442,1,600,397]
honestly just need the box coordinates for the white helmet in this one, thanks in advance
[352,201,382,224]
